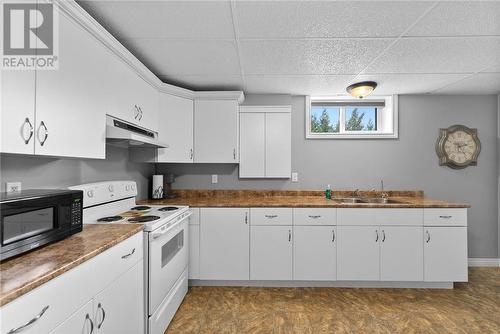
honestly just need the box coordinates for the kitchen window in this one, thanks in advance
[306,95,398,139]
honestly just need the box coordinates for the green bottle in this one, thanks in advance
[325,184,332,200]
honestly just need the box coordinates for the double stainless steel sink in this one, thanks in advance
[333,197,405,204]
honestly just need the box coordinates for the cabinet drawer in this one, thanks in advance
[424,209,467,227]
[293,208,336,226]
[250,208,292,226]
[0,232,143,334]
[338,209,423,226]
[189,208,200,225]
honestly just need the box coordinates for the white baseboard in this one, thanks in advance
[468,258,500,267]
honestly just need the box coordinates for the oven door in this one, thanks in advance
[148,213,190,315]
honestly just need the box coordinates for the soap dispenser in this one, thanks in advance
[325,184,332,200]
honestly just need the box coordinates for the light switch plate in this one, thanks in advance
[291,172,298,182]
[6,182,22,193]
[211,175,218,184]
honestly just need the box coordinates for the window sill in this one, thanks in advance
[306,132,398,139]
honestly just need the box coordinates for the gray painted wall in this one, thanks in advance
[498,94,500,258]
[0,145,154,199]
[157,94,499,258]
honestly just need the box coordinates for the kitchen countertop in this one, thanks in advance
[138,189,470,208]
[0,224,143,307]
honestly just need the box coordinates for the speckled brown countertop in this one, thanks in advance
[0,224,143,307]
[139,189,470,208]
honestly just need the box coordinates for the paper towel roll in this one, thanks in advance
[152,175,164,199]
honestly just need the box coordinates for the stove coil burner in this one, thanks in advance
[158,206,179,211]
[97,216,123,222]
[130,206,151,211]
[128,215,161,223]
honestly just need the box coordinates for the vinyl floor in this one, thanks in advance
[165,268,500,334]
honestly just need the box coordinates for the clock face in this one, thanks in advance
[443,130,477,164]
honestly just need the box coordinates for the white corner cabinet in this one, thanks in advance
[239,106,291,178]
[191,207,468,286]
[0,232,144,334]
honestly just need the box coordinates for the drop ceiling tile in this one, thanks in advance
[244,75,354,95]
[240,39,393,75]
[406,2,500,37]
[234,1,432,38]
[434,73,500,94]
[158,75,243,91]
[355,74,469,95]
[77,0,234,39]
[364,37,500,74]
[122,39,241,77]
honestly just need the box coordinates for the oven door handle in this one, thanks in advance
[151,211,192,240]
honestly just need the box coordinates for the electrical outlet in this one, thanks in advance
[211,175,218,184]
[6,182,22,193]
[291,172,298,182]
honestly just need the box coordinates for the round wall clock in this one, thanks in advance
[436,125,481,169]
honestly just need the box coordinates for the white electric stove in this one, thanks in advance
[69,181,190,334]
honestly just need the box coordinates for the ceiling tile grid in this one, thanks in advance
[77,1,500,95]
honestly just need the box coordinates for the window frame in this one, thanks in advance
[305,95,398,139]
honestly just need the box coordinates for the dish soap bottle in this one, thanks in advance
[325,184,332,200]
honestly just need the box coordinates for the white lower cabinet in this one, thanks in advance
[424,227,468,282]
[94,260,144,333]
[50,300,94,334]
[250,226,292,280]
[380,226,423,281]
[293,226,336,281]
[199,208,249,280]
[337,226,380,281]
[188,208,200,279]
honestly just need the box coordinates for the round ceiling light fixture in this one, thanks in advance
[346,81,377,98]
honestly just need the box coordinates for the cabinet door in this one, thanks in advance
[199,208,249,280]
[380,226,423,281]
[35,11,107,159]
[337,226,380,281]
[157,93,194,162]
[239,113,265,177]
[1,70,36,154]
[188,224,200,279]
[94,260,144,334]
[424,227,468,282]
[250,226,292,280]
[265,112,291,178]
[50,300,94,334]
[133,78,158,131]
[294,226,336,281]
[194,100,238,163]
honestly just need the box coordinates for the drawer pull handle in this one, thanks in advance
[375,230,379,242]
[121,248,135,259]
[7,305,49,334]
[86,314,94,334]
[439,215,452,219]
[288,229,291,242]
[245,212,248,224]
[97,303,106,329]
[426,230,431,243]
[308,215,321,219]
[332,229,335,242]
[382,230,386,242]
[265,215,278,219]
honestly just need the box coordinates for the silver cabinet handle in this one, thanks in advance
[23,117,34,144]
[97,303,106,329]
[382,230,386,242]
[439,215,452,219]
[7,305,49,334]
[426,230,431,243]
[332,229,335,242]
[375,230,379,242]
[38,121,48,146]
[139,107,143,120]
[233,148,236,160]
[189,148,193,160]
[121,248,135,259]
[245,212,248,225]
[308,215,321,219]
[265,215,278,219]
[86,314,94,334]
[288,229,291,242]
[134,105,139,119]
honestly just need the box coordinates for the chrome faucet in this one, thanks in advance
[380,179,388,198]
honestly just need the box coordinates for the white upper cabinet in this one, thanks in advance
[34,11,109,158]
[194,99,239,163]
[1,71,36,155]
[157,93,194,163]
[239,106,291,178]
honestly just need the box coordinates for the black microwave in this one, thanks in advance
[0,189,83,261]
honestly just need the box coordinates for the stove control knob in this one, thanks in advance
[126,185,131,191]
[131,184,136,191]
[108,185,114,192]
[87,190,94,198]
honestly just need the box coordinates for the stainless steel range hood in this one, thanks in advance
[106,115,167,148]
